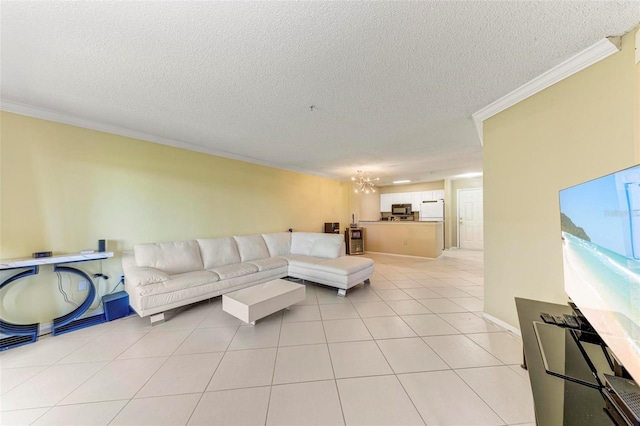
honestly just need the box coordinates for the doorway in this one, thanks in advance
[457,187,483,250]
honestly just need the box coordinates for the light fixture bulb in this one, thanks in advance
[351,170,378,195]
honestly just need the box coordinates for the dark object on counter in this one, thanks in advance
[324,222,340,234]
[32,251,52,258]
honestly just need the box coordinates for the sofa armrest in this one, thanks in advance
[122,251,169,286]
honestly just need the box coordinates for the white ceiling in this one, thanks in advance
[1,1,638,186]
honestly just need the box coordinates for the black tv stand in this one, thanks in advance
[517,297,640,426]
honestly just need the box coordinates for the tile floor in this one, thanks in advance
[0,250,535,426]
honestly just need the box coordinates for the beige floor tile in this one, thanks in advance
[438,312,503,333]
[455,286,484,297]
[207,347,276,391]
[1,362,107,410]
[373,289,412,301]
[0,408,49,425]
[57,332,146,364]
[345,286,382,302]
[323,318,373,343]
[422,335,503,369]
[117,330,191,359]
[376,337,448,373]
[31,400,127,426]
[267,380,344,425]
[385,299,432,315]
[368,279,400,290]
[319,303,359,320]
[337,375,424,425]
[136,352,223,397]
[352,301,396,318]
[363,316,417,339]
[278,321,325,346]
[391,279,424,289]
[449,296,484,311]
[0,334,95,369]
[60,357,166,405]
[282,304,321,322]
[273,344,334,384]
[467,332,524,365]
[329,341,393,378]
[148,304,211,332]
[401,314,460,336]
[174,326,238,355]
[398,370,504,426]
[417,298,467,313]
[198,309,244,328]
[316,288,351,304]
[457,366,535,424]
[228,323,281,350]
[189,387,270,426]
[403,287,441,299]
[110,393,201,426]
[0,365,47,395]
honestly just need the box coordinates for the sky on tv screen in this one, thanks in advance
[560,165,640,259]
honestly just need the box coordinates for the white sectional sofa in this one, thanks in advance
[122,232,374,323]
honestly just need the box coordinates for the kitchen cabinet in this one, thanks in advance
[411,192,423,211]
[380,194,393,212]
[421,191,433,201]
[380,189,445,213]
[391,193,411,204]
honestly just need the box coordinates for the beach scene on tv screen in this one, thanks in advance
[560,165,640,382]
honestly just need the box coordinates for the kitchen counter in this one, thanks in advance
[359,221,443,258]
[360,221,442,224]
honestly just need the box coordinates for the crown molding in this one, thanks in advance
[0,99,333,180]
[472,37,621,145]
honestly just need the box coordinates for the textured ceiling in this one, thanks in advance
[1,1,638,186]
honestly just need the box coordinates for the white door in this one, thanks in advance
[458,188,483,250]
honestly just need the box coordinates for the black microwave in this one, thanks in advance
[391,204,412,215]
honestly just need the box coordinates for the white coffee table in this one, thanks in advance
[222,279,305,325]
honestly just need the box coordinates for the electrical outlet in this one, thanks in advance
[77,280,88,291]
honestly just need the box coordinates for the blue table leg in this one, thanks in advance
[51,264,105,335]
[0,266,40,351]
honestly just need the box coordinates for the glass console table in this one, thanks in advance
[0,252,113,350]
[515,297,616,425]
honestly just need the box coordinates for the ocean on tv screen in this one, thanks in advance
[560,164,640,383]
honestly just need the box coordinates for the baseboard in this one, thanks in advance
[483,312,521,337]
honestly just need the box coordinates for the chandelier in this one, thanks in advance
[351,170,380,194]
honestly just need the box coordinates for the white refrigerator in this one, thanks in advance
[420,199,445,249]
[419,199,444,221]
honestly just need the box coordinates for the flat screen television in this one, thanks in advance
[559,164,640,384]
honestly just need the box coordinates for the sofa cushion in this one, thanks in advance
[233,235,270,262]
[247,257,288,272]
[129,267,170,286]
[208,263,259,280]
[291,232,344,258]
[310,238,342,259]
[310,256,374,275]
[134,240,203,275]
[197,237,241,269]
[138,270,220,296]
[262,232,292,257]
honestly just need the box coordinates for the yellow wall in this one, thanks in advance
[0,112,351,323]
[483,29,640,329]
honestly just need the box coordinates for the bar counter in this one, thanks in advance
[359,221,443,258]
